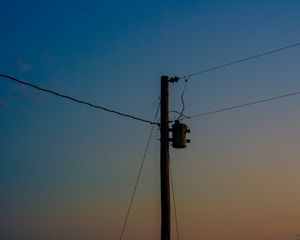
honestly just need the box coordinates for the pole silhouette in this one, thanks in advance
[160,76,171,240]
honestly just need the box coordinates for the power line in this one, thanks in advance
[177,79,188,121]
[182,90,300,119]
[119,104,160,240]
[179,42,300,80]
[0,73,157,125]
[169,157,180,240]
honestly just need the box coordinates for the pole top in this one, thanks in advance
[161,76,169,81]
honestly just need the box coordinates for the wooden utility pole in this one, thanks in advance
[160,76,171,240]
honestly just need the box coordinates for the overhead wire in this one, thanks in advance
[152,96,161,107]
[177,78,188,120]
[169,153,180,240]
[178,42,300,80]
[170,111,189,120]
[181,90,300,120]
[0,73,157,125]
[119,103,160,240]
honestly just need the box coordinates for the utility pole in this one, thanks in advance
[160,75,171,240]
[160,75,190,240]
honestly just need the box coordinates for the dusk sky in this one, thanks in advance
[1,1,300,239]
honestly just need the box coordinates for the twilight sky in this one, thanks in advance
[1,1,300,240]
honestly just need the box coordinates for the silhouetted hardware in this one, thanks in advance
[171,120,190,148]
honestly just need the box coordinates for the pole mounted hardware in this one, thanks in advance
[170,120,190,148]
[169,76,180,83]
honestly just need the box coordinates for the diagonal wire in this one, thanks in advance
[170,159,180,240]
[177,79,188,120]
[170,111,189,119]
[119,104,160,240]
[0,73,157,125]
[181,90,300,120]
[179,42,300,80]
[169,152,180,240]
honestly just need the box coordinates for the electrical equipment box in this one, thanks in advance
[171,120,190,148]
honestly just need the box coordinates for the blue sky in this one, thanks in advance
[1,1,300,239]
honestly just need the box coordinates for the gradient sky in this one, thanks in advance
[1,1,300,239]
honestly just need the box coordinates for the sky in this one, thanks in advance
[1,0,300,239]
